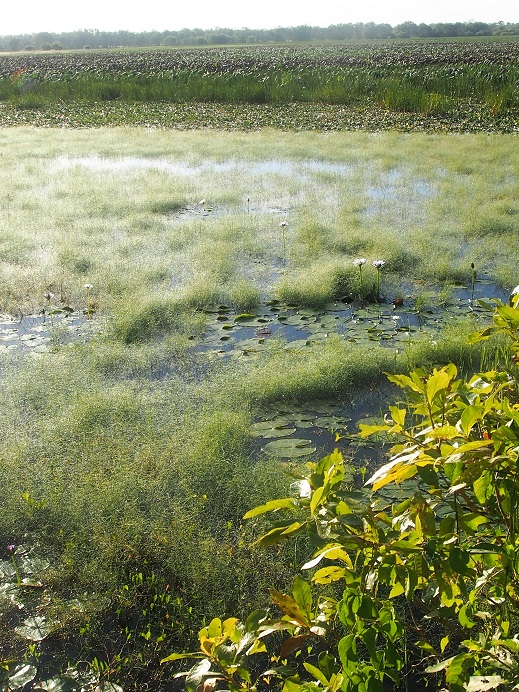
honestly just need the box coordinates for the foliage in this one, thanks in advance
[0,42,518,131]
[1,23,519,52]
[164,296,519,691]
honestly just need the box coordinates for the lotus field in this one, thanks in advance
[0,39,518,130]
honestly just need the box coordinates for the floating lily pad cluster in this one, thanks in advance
[0,543,110,691]
[252,404,351,459]
[250,400,388,463]
[0,311,96,355]
[198,284,503,359]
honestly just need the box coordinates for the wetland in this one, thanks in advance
[0,125,518,688]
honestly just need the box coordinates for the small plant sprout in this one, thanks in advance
[353,258,367,290]
[471,262,476,303]
[372,259,385,301]
[7,544,21,585]
[279,221,288,253]
[84,283,94,316]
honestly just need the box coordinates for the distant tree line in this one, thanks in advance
[1,21,518,52]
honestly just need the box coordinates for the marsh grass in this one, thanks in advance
[0,127,518,683]
[2,61,518,114]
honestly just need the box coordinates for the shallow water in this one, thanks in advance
[252,388,393,467]
[0,311,97,355]
[51,156,355,180]
[196,279,509,360]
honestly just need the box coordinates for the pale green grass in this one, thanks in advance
[0,128,517,316]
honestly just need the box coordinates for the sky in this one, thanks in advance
[2,0,519,36]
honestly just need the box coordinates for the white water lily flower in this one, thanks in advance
[512,285,519,295]
[279,221,288,227]
[84,283,93,289]
[372,259,385,268]
[290,479,311,498]
[353,258,367,266]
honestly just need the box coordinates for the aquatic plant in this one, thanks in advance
[353,257,366,290]
[371,259,385,301]
[83,282,94,316]
[279,220,288,254]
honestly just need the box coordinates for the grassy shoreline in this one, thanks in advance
[0,40,518,131]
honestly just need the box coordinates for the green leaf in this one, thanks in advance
[460,405,484,437]
[338,634,358,665]
[292,575,312,615]
[426,656,455,673]
[161,652,204,663]
[358,422,390,438]
[449,547,472,576]
[426,367,451,402]
[389,406,406,426]
[458,604,476,629]
[303,662,329,686]
[387,372,425,394]
[252,522,305,547]
[207,617,223,637]
[445,653,473,687]
[186,659,212,692]
[243,498,298,519]
[389,583,405,598]
[245,609,268,633]
[360,626,377,660]
[473,470,493,505]
[312,566,346,584]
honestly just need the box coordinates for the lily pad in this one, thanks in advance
[36,677,84,691]
[15,615,52,641]
[234,313,259,323]
[263,438,317,458]
[0,559,16,579]
[253,425,297,439]
[8,664,37,690]
[284,339,311,350]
